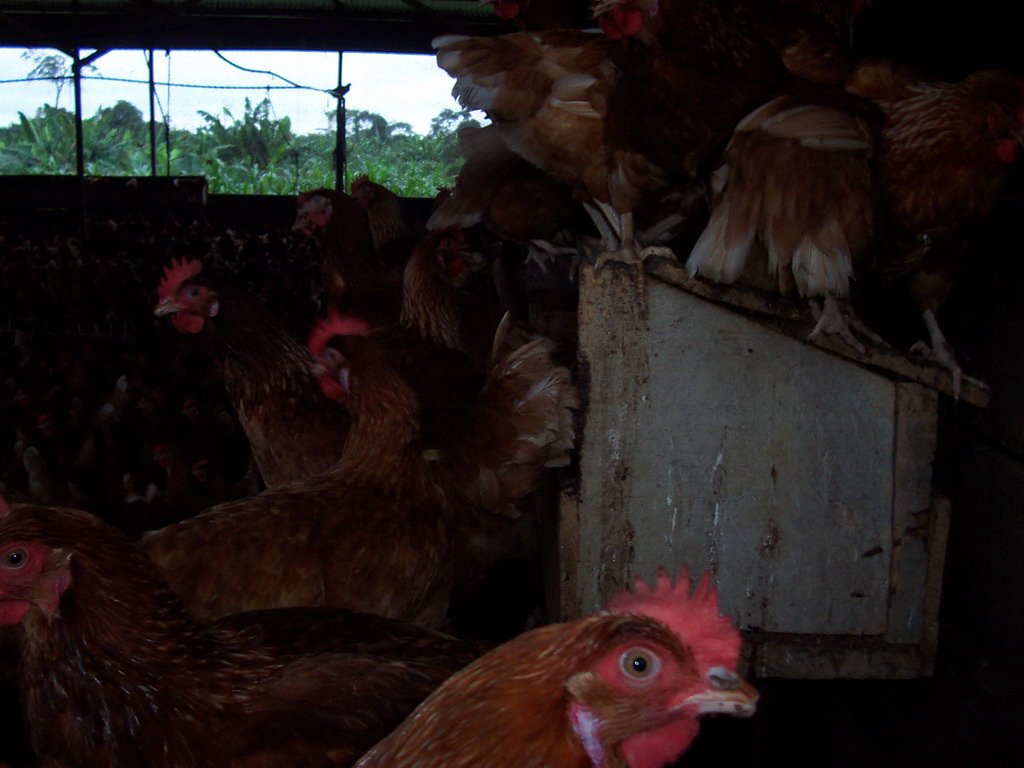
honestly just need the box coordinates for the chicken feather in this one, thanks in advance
[354,566,756,768]
[687,84,877,347]
[0,500,482,768]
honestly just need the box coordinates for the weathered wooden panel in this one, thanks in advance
[571,261,944,677]
[885,384,941,645]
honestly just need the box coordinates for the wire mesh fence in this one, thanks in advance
[0,47,467,196]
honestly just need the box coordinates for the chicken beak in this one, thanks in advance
[672,668,759,718]
[153,298,181,316]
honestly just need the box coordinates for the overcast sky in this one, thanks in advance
[0,47,463,135]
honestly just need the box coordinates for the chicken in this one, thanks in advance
[294,188,405,325]
[686,83,879,348]
[427,123,585,268]
[0,498,481,768]
[433,28,620,253]
[844,57,1024,388]
[728,0,863,85]
[349,175,419,261]
[306,230,488,446]
[393,226,537,370]
[140,322,576,626]
[153,258,366,489]
[138,333,458,627]
[436,0,783,268]
[355,566,758,768]
[591,0,782,264]
[322,225,569,510]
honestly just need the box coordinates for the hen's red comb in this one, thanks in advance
[307,310,372,357]
[157,258,202,302]
[605,565,742,671]
[350,174,370,192]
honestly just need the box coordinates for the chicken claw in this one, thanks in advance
[909,308,966,399]
[807,295,872,354]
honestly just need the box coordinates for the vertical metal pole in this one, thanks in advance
[72,48,86,230]
[164,50,172,176]
[72,49,85,177]
[148,49,157,177]
[335,51,346,192]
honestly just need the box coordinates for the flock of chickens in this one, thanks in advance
[430,0,1023,396]
[0,162,760,767]
[1,0,1022,765]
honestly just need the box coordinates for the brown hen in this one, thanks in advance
[349,175,420,264]
[153,259,362,489]
[355,567,757,768]
[687,83,879,348]
[427,123,582,248]
[592,0,782,264]
[141,317,576,626]
[295,187,405,326]
[845,57,1024,388]
[729,0,863,85]
[0,499,481,768]
[434,28,620,249]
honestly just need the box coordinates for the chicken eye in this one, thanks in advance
[185,286,201,299]
[620,649,661,681]
[3,548,27,569]
[323,347,346,367]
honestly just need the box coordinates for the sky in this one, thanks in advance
[0,47,464,136]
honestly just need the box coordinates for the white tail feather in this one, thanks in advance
[791,241,854,298]
[686,199,755,284]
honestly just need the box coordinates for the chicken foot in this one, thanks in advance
[583,199,624,254]
[909,308,966,400]
[588,206,675,269]
[806,294,885,355]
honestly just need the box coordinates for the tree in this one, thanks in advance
[22,50,96,108]
[0,105,77,173]
[0,96,468,196]
[347,110,412,143]
[428,108,478,139]
[94,101,146,134]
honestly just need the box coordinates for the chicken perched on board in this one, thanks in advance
[686,82,879,348]
[436,0,784,268]
[140,314,577,626]
[355,566,757,768]
[153,258,365,488]
[844,57,1024,390]
[433,28,619,250]
[0,498,482,768]
[294,188,405,326]
[590,0,782,264]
